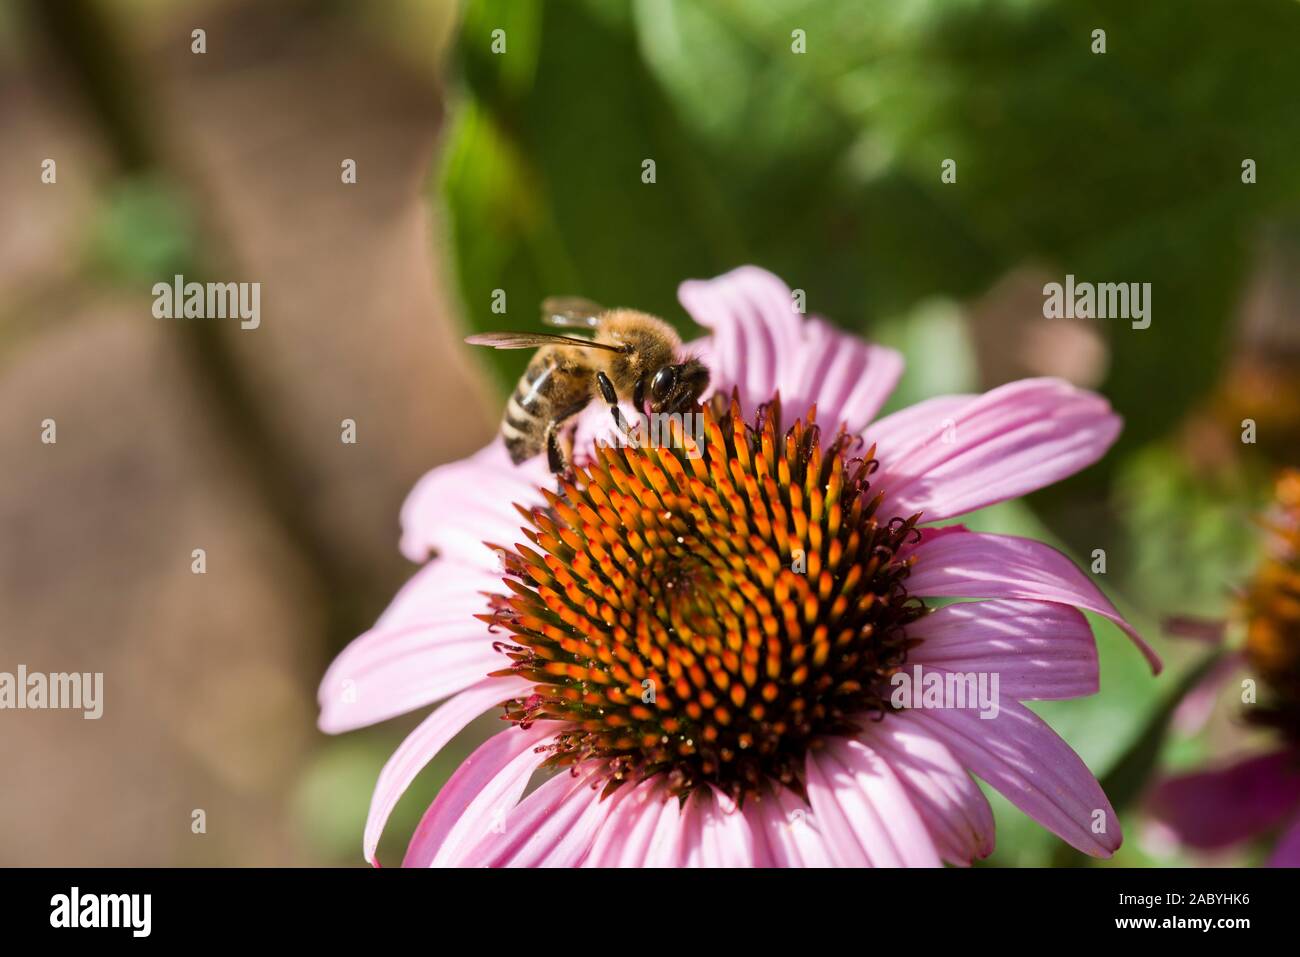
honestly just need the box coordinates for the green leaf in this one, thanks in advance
[442,0,1300,442]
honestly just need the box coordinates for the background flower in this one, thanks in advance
[1147,471,1300,866]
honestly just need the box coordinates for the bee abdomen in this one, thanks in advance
[501,361,552,464]
[503,426,537,465]
[502,406,540,465]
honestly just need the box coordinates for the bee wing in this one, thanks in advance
[541,296,604,329]
[464,331,624,352]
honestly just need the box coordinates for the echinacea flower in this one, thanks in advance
[1148,470,1300,866]
[319,266,1159,867]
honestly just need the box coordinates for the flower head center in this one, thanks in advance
[484,395,925,802]
[1244,469,1300,745]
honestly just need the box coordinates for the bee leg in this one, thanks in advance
[544,408,584,486]
[596,371,638,440]
[544,420,569,475]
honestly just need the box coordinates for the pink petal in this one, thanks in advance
[805,738,942,866]
[363,676,532,865]
[907,699,1122,857]
[678,266,804,408]
[861,393,975,460]
[399,438,549,564]
[907,599,1099,700]
[402,722,555,867]
[1268,811,1300,867]
[319,561,509,733]
[641,790,688,866]
[1171,651,1244,735]
[373,558,502,632]
[1147,749,1300,850]
[906,528,1162,673]
[757,787,833,867]
[678,265,903,432]
[508,776,614,868]
[678,787,765,867]
[448,765,609,867]
[582,780,676,868]
[871,378,1120,522]
[863,715,995,865]
[708,789,772,867]
[582,780,754,868]
[618,780,691,868]
[318,629,501,734]
[896,522,969,561]
[784,317,905,435]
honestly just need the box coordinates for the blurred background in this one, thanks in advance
[1,0,1297,866]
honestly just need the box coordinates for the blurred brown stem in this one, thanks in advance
[21,0,382,653]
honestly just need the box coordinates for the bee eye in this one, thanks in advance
[651,366,677,400]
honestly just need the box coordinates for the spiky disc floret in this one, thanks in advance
[482,393,927,803]
[1244,469,1300,745]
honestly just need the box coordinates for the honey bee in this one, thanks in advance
[466,296,709,473]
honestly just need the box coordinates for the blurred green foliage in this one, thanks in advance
[441,0,1300,455]
[87,176,198,282]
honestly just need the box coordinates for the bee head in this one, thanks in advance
[644,358,710,414]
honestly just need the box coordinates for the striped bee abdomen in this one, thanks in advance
[498,346,598,466]
[502,359,551,464]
